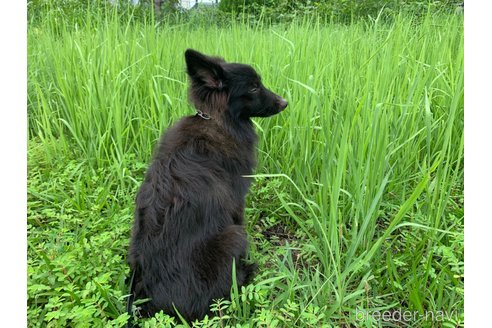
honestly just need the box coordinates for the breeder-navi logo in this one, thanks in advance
[355,308,459,323]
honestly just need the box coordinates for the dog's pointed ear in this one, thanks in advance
[185,49,225,90]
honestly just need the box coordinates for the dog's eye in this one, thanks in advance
[249,87,259,93]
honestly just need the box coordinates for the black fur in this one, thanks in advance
[127,49,288,323]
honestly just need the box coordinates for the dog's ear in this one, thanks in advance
[185,49,225,90]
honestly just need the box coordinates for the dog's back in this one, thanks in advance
[128,49,287,322]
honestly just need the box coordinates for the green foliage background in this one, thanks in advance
[27,1,463,327]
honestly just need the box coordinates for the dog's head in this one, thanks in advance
[185,49,288,120]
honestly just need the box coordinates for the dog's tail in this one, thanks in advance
[126,270,136,328]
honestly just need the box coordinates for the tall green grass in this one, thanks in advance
[28,8,463,327]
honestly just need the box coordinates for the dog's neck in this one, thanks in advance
[192,106,257,146]
[222,111,257,146]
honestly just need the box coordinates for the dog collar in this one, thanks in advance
[196,110,211,120]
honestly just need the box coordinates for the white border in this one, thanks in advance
[0,0,27,325]
[465,1,492,326]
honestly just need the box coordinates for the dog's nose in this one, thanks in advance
[278,98,288,110]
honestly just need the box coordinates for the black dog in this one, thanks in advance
[127,49,288,323]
